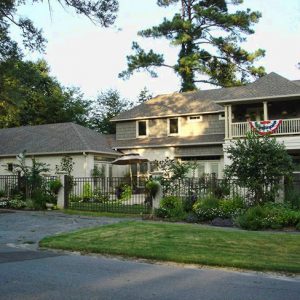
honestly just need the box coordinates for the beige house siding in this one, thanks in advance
[175,145,223,157]
[116,122,136,140]
[116,113,225,140]
[149,119,168,137]
[0,154,125,178]
[180,114,224,137]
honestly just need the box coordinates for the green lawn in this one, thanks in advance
[40,221,300,273]
[63,209,142,218]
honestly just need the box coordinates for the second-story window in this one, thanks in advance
[137,120,147,137]
[169,118,179,135]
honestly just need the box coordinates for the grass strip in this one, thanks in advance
[40,221,300,273]
[63,209,142,218]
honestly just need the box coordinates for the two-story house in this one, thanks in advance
[111,88,226,178]
[112,72,300,178]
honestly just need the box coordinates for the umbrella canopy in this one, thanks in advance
[111,153,149,165]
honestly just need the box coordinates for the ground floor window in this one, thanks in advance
[181,157,223,179]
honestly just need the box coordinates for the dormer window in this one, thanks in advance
[168,118,179,135]
[137,120,148,137]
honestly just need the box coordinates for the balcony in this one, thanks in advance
[231,118,300,138]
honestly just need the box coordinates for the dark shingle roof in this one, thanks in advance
[112,73,300,121]
[112,134,225,149]
[0,123,119,157]
[293,80,300,86]
[112,94,223,121]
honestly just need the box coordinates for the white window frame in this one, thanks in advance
[188,115,203,122]
[136,120,148,138]
[168,117,180,136]
[219,112,234,120]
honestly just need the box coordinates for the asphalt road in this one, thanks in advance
[0,210,300,300]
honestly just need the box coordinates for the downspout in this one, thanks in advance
[83,152,87,177]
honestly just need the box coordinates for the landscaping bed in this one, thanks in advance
[40,221,300,274]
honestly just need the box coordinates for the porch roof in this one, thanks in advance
[214,73,300,105]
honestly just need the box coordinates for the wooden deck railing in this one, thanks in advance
[231,118,300,138]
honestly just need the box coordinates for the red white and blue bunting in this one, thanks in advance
[249,120,282,135]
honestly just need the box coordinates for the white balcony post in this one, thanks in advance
[228,105,232,139]
[263,101,268,120]
[224,105,229,139]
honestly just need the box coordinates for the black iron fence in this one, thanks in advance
[0,174,58,201]
[0,175,19,199]
[65,176,151,214]
[161,177,247,200]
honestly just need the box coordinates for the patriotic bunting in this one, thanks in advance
[249,120,282,135]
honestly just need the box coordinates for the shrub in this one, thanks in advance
[120,185,132,201]
[296,222,300,231]
[145,180,160,198]
[235,203,300,230]
[285,188,300,209]
[48,179,62,195]
[82,183,93,200]
[156,196,185,220]
[193,196,220,221]
[235,206,266,230]
[9,194,26,209]
[93,188,109,203]
[193,196,245,221]
[182,194,197,212]
[218,196,245,218]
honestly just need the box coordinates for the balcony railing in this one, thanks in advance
[231,118,300,138]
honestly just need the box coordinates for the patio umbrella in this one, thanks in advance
[112,153,149,185]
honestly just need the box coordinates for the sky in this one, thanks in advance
[12,0,300,102]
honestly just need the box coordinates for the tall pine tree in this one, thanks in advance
[120,0,265,92]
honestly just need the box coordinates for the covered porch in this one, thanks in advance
[224,99,300,138]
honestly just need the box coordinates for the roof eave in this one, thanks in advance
[113,141,224,150]
[0,150,121,158]
[111,110,225,122]
[215,94,300,105]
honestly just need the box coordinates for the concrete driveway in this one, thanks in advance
[0,210,300,300]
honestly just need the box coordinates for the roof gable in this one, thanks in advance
[0,123,119,157]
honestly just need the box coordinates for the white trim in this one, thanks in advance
[187,115,203,122]
[111,110,224,122]
[219,112,225,120]
[114,141,223,150]
[136,120,149,138]
[168,117,180,136]
[0,150,121,158]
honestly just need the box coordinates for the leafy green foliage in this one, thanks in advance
[0,59,90,128]
[0,0,119,55]
[235,203,300,230]
[55,156,75,176]
[156,196,185,220]
[193,195,245,221]
[8,194,26,209]
[120,185,132,201]
[89,89,134,134]
[48,179,62,195]
[137,87,153,103]
[285,187,300,210]
[120,0,265,91]
[224,132,294,205]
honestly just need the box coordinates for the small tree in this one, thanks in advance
[224,132,294,205]
[55,156,75,176]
